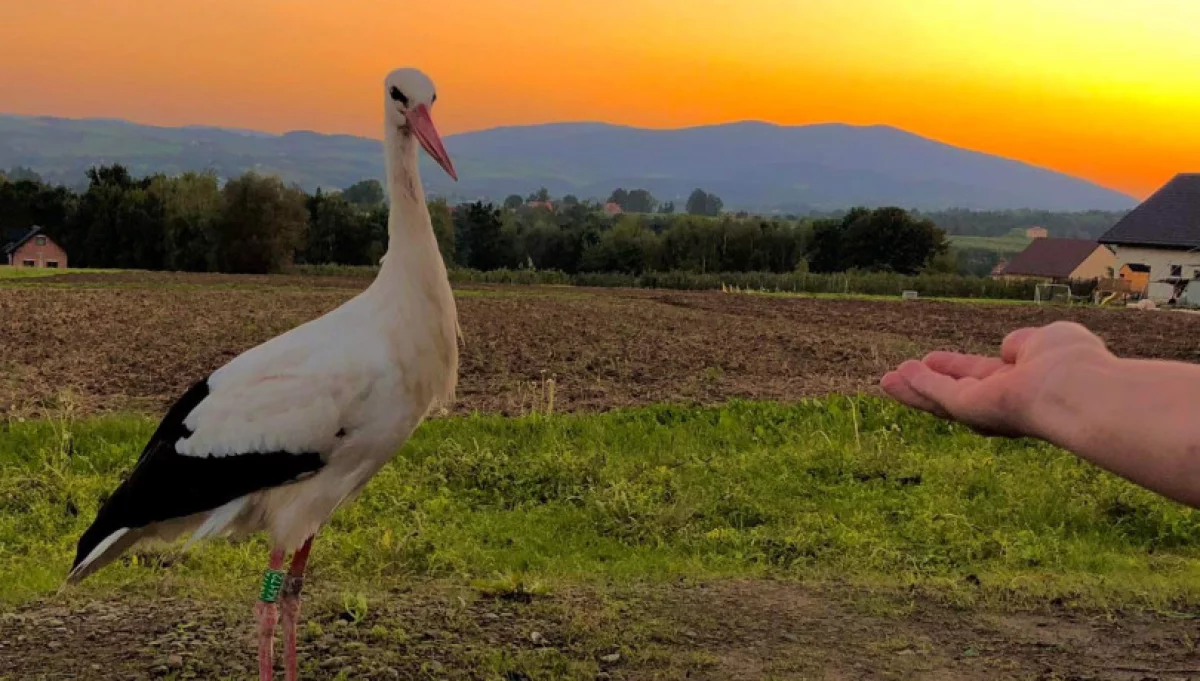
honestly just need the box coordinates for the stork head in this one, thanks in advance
[385,68,456,181]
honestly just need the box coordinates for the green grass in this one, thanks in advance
[949,234,1032,254]
[3,398,1199,610]
[0,267,124,280]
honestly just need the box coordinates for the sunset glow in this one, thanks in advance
[4,0,1199,197]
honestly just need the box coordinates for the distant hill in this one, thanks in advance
[0,114,1136,211]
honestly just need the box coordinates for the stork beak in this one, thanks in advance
[408,104,457,181]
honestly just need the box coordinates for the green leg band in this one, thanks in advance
[260,568,285,603]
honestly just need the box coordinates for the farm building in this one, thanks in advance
[995,237,1115,282]
[2,226,68,269]
[1025,226,1049,239]
[1098,173,1200,302]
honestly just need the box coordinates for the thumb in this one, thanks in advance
[1000,327,1037,364]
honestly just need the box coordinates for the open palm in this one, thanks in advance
[880,321,1111,438]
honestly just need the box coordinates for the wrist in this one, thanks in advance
[1024,350,1121,449]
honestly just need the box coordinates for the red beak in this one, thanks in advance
[407,104,457,181]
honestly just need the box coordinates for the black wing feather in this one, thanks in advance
[72,377,326,572]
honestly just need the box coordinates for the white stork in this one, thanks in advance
[65,68,460,681]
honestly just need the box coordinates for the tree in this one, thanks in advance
[455,201,511,270]
[581,215,662,274]
[428,198,456,267]
[304,191,372,265]
[841,207,948,274]
[149,172,221,271]
[503,194,525,210]
[625,189,657,214]
[6,166,43,184]
[560,194,580,207]
[0,178,76,239]
[685,188,723,216]
[659,201,675,214]
[806,207,948,274]
[342,179,385,208]
[69,165,167,270]
[527,187,551,203]
[607,188,630,210]
[213,172,308,274]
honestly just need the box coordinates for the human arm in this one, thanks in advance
[880,321,1200,508]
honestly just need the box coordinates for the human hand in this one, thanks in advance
[879,321,1113,438]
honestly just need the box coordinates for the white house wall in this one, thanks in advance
[1109,246,1200,300]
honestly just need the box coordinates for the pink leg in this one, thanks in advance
[256,549,286,681]
[281,537,314,681]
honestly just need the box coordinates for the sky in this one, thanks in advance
[3,0,1199,198]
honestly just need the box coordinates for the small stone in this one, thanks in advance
[150,665,169,677]
[530,631,546,645]
[91,664,101,672]
[319,656,349,670]
[600,652,621,664]
[167,654,184,668]
[482,612,500,621]
[47,641,62,650]
[46,618,64,627]
[383,669,401,680]
[781,633,799,643]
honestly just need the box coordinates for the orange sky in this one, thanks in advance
[4,0,1199,198]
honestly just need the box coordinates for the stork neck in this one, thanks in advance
[383,127,430,243]
[374,126,446,294]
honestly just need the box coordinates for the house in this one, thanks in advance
[1025,226,1049,239]
[603,202,623,216]
[1098,173,1200,302]
[525,201,555,212]
[2,226,68,269]
[996,237,1115,282]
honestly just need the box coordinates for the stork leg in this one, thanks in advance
[281,536,314,681]
[256,549,286,681]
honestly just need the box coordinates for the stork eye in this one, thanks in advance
[432,93,437,104]
[390,86,409,106]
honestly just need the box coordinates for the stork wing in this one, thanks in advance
[70,348,373,581]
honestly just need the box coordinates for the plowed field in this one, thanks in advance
[2,271,1199,417]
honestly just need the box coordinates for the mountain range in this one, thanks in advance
[0,114,1136,211]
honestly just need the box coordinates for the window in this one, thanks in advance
[1171,264,1183,277]
[35,236,46,246]
[45,261,59,269]
[21,259,35,267]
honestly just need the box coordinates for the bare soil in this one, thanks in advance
[3,580,1199,680]
[2,273,1199,417]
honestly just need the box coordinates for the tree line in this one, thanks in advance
[3,165,958,275]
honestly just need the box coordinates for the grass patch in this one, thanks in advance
[0,267,124,280]
[949,234,1032,254]
[3,398,1199,610]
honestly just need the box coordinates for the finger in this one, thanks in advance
[1000,327,1037,363]
[898,360,974,417]
[880,368,947,417]
[922,351,1006,379]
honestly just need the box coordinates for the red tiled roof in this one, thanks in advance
[1001,238,1104,278]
